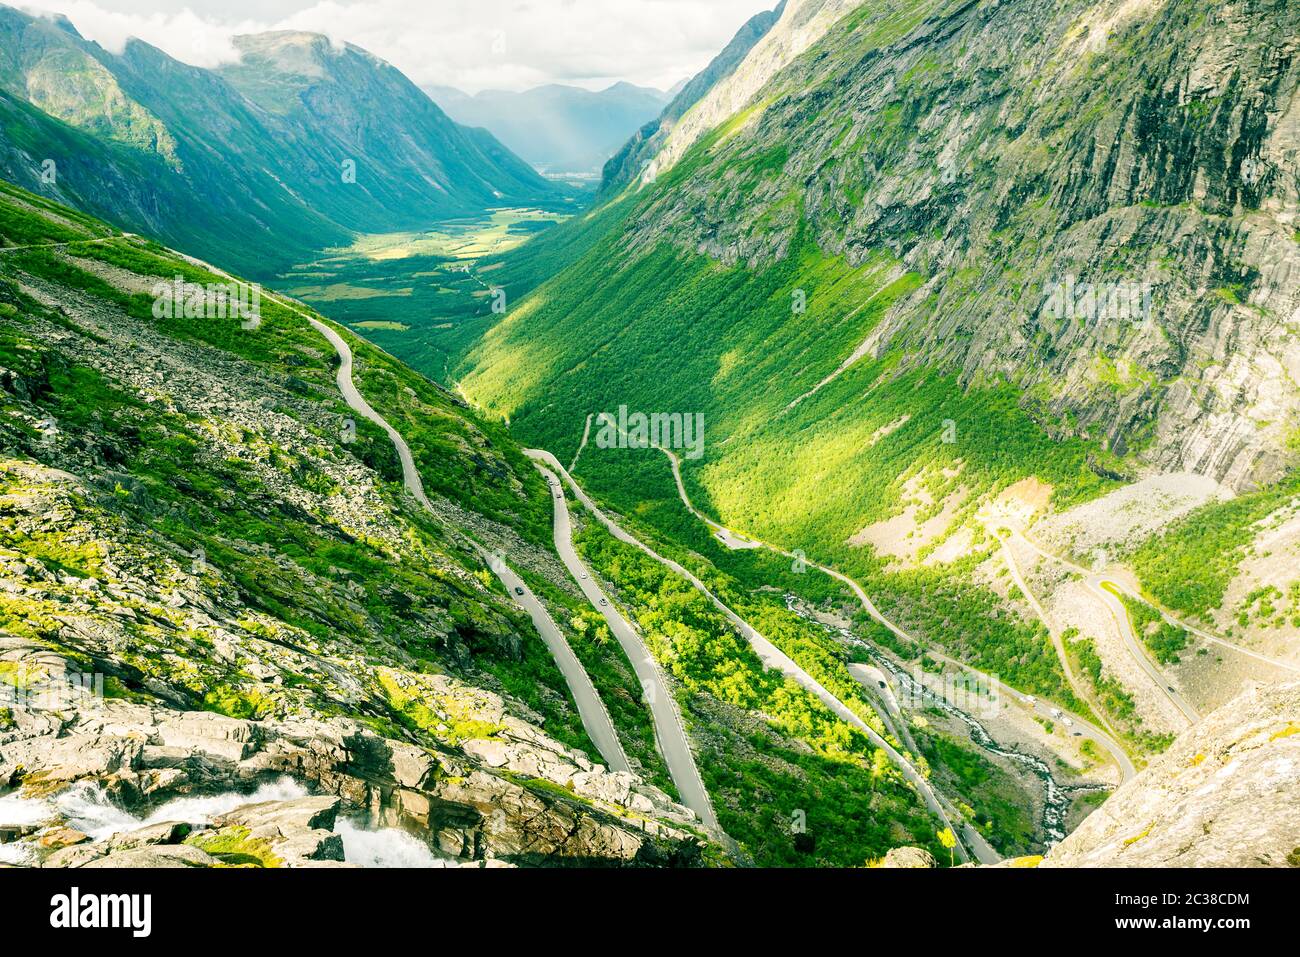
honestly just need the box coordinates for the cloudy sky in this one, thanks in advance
[16,0,775,93]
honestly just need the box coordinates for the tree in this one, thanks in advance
[937,827,957,867]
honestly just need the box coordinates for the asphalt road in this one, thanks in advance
[994,532,1129,747]
[527,449,988,863]
[1086,575,1200,726]
[476,535,631,774]
[289,312,633,774]
[658,447,1137,786]
[536,463,716,829]
[1013,529,1300,678]
[81,245,639,778]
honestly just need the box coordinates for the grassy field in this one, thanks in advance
[278,208,570,380]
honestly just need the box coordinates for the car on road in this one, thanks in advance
[514,587,525,597]
[580,573,588,579]
[599,598,608,606]
[1022,695,1036,705]
[1062,717,1074,727]
[1050,708,1063,719]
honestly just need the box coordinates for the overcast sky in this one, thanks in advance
[16,0,775,93]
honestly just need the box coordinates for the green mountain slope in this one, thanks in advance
[0,7,567,277]
[0,178,727,866]
[451,0,1300,744]
[0,179,1019,866]
[216,32,566,228]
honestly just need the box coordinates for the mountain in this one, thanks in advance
[0,180,993,869]
[599,0,788,196]
[217,33,563,221]
[426,82,671,174]
[3,0,1299,878]
[0,179,701,867]
[452,0,1300,775]
[0,8,564,277]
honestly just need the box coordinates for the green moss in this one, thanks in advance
[378,671,503,745]
[185,826,282,868]
[201,684,277,720]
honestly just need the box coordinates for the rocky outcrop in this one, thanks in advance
[0,697,704,868]
[880,846,938,868]
[1040,681,1300,867]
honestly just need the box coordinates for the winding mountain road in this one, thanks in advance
[658,448,1137,784]
[5,236,642,776]
[994,532,1129,744]
[262,296,635,775]
[1085,575,1199,726]
[527,449,991,864]
[992,526,1196,728]
[536,463,716,828]
[1012,529,1300,678]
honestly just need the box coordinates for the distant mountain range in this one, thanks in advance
[0,7,567,276]
[426,82,674,176]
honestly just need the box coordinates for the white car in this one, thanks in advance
[1022,695,1036,705]
[1050,708,1063,719]
[1062,717,1074,728]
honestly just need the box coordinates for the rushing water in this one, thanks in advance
[870,652,1106,844]
[0,777,445,867]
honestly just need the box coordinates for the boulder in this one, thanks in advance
[881,846,938,868]
[82,844,218,868]
[108,821,192,851]
[214,796,340,833]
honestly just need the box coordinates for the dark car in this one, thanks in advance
[515,587,525,596]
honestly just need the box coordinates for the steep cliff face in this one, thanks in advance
[1040,681,1300,867]
[639,0,869,189]
[618,0,1300,491]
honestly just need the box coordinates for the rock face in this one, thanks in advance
[618,0,1300,491]
[0,697,704,868]
[1041,681,1300,867]
[641,0,868,189]
[600,0,788,195]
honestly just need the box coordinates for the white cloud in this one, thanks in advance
[14,0,776,93]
